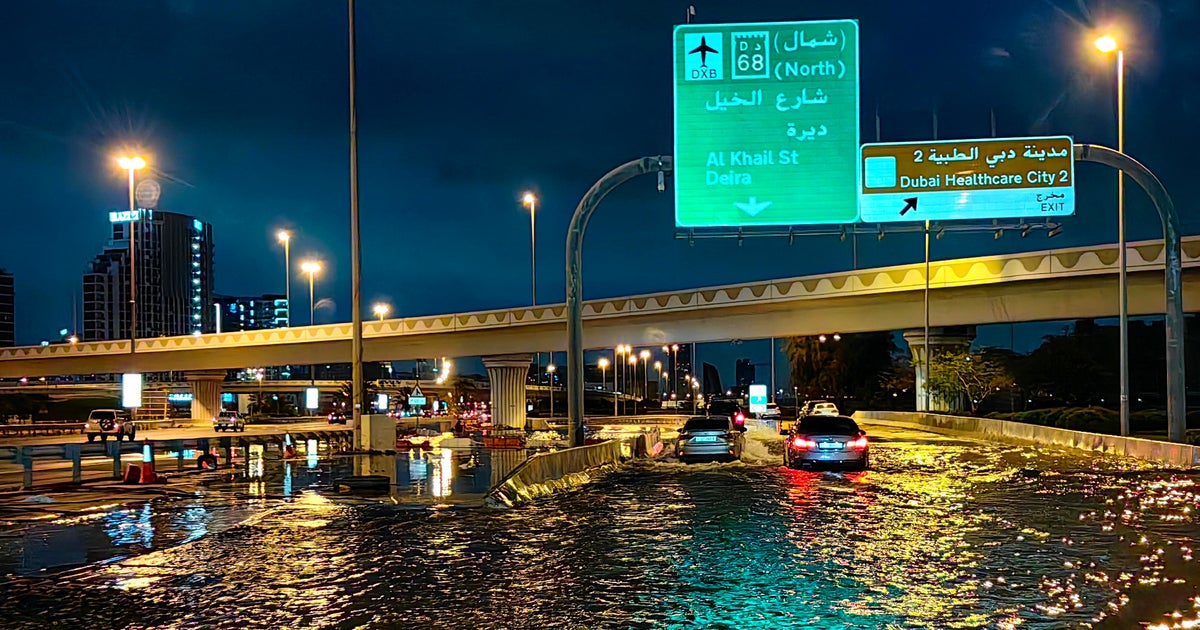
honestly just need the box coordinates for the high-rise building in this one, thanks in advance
[83,209,214,341]
[0,269,13,347]
[735,358,756,386]
[213,294,288,332]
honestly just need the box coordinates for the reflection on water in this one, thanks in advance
[3,434,1197,629]
[0,444,517,577]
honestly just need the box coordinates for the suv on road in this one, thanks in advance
[84,409,136,442]
[214,410,246,432]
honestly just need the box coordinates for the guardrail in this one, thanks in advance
[0,426,356,490]
[0,422,85,437]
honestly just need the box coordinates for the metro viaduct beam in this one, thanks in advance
[3,268,1197,379]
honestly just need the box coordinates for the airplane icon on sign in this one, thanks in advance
[688,36,718,67]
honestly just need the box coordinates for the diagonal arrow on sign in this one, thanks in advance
[734,197,772,216]
[899,197,918,216]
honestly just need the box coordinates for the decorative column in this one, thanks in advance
[483,354,544,431]
[902,326,976,412]
[185,370,227,424]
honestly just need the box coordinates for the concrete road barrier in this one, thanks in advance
[488,440,624,507]
[855,410,1200,468]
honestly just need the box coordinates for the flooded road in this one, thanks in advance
[1,424,1198,629]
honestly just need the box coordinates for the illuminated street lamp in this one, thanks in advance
[276,231,291,326]
[372,303,390,321]
[546,363,557,417]
[639,349,651,401]
[662,343,680,395]
[654,360,663,399]
[629,354,639,415]
[523,191,540,384]
[1094,31,1130,436]
[301,261,322,326]
[116,155,146,348]
[598,357,613,416]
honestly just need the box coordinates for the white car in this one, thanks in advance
[213,410,246,432]
[761,403,782,420]
[810,402,839,416]
[85,409,136,442]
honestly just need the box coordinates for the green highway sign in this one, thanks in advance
[673,20,860,227]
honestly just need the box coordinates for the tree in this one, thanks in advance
[925,348,1011,414]
[784,332,896,409]
[447,376,478,415]
[333,381,378,412]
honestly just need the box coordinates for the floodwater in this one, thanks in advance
[0,426,1198,629]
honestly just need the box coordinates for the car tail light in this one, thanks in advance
[792,437,816,450]
[734,412,745,424]
[851,436,868,450]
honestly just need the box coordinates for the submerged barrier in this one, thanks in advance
[487,440,624,507]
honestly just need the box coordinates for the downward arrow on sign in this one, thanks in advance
[734,197,773,216]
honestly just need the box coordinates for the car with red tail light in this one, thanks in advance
[676,416,744,463]
[784,415,869,470]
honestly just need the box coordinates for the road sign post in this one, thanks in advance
[674,20,860,227]
[748,384,767,415]
[860,136,1075,222]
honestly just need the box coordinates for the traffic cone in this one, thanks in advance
[139,440,158,484]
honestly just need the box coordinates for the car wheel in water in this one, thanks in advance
[197,454,218,470]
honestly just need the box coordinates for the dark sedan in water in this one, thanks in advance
[676,416,744,463]
[784,415,869,470]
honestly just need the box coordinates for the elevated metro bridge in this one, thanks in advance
[0,237,1195,380]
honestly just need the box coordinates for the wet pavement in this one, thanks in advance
[0,424,1198,629]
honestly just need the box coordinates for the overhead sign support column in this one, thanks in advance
[674,20,860,227]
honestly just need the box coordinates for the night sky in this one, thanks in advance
[3,1,1198,379]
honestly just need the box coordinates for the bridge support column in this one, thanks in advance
[483,354,543,431]
[186,370,226,425]
[903,326,976,412]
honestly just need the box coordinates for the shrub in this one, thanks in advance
[1130,409,1166,432]
[1059,407,1119,434]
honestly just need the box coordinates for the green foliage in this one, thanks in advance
[784,332,896,409]
[923,348,1012,414]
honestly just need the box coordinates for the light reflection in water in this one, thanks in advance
[5,433,1200,629]
[431,449,453,498]
[101,503,154,548]
[306,439,319,469]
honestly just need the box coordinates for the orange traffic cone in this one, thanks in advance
[139,440,158,484]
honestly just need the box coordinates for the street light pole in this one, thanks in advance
[277,231,291,327]
[523,192,540,389]
[116,156,145,350]
[547,363,556,418]
[1094,34,1129,435]
[348,0,365,431]
[923,218,931,412]
[598,357,610,416]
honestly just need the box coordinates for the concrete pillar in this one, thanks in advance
[483,354,545,431]
[903,326,976,412]
[186,370,226,424]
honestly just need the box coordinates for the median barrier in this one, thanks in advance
[854,410,1200,468]
[487,439,624,507]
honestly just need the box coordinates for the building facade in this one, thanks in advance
[0,269,13,347]
[213,294,288,333]
[83,209,214,341]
